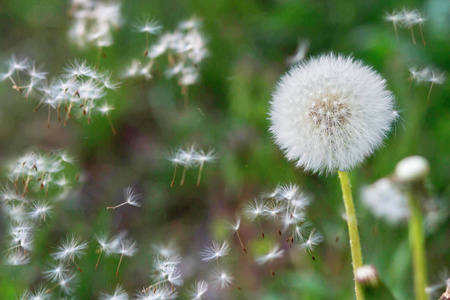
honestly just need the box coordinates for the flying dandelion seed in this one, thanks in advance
[107,187,142,210]
[226,214,247,253]
[243,199,266,239]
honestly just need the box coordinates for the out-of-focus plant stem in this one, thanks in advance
[407,189,428,300]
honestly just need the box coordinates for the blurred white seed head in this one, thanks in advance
[5,249,30,265]
[255,244,285,265]
[123,187,142,207]
[19,285,50,300]
[269,53,397,174]
[51,235,88,261]
[43,261,71,282]
[361,177,409,224]
[300,228,323,252]
[210,268,233,290]
[395,155,430,183]
[134,18,163,35]
[186,280,208,300]
[226,214,241,232]
[99,284,129,300]
[243,198,266,221]
[200,241,230,262]
[285,39,310,66]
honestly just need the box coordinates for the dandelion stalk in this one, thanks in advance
[406,189,428,300]
[338,171,364,300]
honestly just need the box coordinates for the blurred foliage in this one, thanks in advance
[0,0,449,299]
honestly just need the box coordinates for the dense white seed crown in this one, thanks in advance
[269,54,397,174]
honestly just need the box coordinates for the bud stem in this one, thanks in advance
[406,189,428,300]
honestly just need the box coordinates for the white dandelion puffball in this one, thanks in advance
[269,54,397,174]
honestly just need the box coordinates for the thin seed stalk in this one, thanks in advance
[338,171,364,300]
[196,162,204,186]
[410,26,417,44]
[116,253,124,278]
[171,164,178,187]
[106,114,117,135]
[426,82,434,104]
[257,215,265,239]
[235,230,247,253]
[406,190,428,300]
[95,248,103,270]
[180,166,187,186]
[71,257,83,272]
[393,24,399,41]
[107,202,128,210]
[419,24,426,47]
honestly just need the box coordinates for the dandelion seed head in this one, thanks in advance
[300,228,323,252]
[123,187,142,207]
[255,244,285,265]
[51,235,88,261]
[286,39,310,66]
[200,241,230,262]
[226,214,241,232]
[5,249,30,265]
[361,178,409,224]
[210,268,233,290]
[186,280,208,300]
[99,284,128,300]
[269,54,396,174]
[134,18,163,35]
[43,261,70,282]
[243,199,265,221]
[28,201,53,221]
[117,238,138,257]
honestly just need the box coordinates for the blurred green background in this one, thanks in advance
[0,0,449,299]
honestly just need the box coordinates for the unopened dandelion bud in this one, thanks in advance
[439,279,450,300]
[356,265,379,287]
[395,155,429,183]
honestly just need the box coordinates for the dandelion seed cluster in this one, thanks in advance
[385,8,426,44]
[1,150,77,266]
[68,0,122,48]
[270,54,397,174]
[0,57,120,130]
[167,146,217,187]
[124,16,208,103]
[361,178,409,224]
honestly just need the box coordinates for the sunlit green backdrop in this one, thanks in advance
[0,0,449,299]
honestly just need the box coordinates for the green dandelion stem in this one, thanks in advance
[407,190,428,300]
[338,171,364,300]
